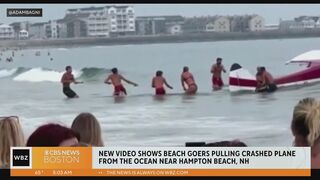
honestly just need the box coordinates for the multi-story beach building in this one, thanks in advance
[29,22,47,39]
[0,24,15,40]
[278,16,320,32]
[45,20,59,39]
[57,13,89,38]
[65,5,135,37]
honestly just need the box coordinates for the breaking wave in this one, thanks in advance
[0,68,17,78]
[0,67,110,83]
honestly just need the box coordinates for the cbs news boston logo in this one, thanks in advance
[10,147,32,169]
[7,8,42,17]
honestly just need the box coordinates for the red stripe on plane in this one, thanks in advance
[229,77,257,87]
[275,64,320,84]
[229,64,320,88]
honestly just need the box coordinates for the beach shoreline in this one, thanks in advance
[1,30,320,49]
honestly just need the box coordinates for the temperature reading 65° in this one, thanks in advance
[34,170,44,175]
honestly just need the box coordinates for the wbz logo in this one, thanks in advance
[10,147,32,169]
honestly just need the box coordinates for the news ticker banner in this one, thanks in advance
[10,147,310,176]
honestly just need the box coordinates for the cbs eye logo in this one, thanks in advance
[10,147,32,169]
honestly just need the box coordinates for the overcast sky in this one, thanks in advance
[1,4,320,25]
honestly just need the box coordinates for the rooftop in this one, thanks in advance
[67,5,131,12]
[294,16,320,22]
[136,15,184,21]
[60,13,90,23]
[30,22,48,26]
[0,24,12,28]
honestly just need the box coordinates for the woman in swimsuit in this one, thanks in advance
[181,66,198,95]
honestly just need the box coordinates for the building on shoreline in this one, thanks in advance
[135,16,184,35]
[229,15,265,32]
[294,16,320,28]
[248,15,265,31]
[18,29,29,40]
[279,16,320,32]
[65,5,136,37]
[205,16,230,32]
[29,22,47,39]
[9,21,30,39]
[58,13,89,38]
[183,15,264,33]
[45,20,59,39]
[0,24,15,40]
[182,16,205,33]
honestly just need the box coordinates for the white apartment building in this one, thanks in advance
[87,11,109,37]
[19,29,28,39]
[66,5,135,37]
[109,6,135,34]
[301,19,317,29]
[0,24,14,40]
[294,16,320,29]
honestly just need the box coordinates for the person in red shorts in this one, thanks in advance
[211,57,226,90]
[104,68,138,96]
[151,70,173,95]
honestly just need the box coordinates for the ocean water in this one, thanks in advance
[1,37,320,146]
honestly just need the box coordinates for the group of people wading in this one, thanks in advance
[60,57,276,98]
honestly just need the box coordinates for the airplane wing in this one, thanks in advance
[286,50,320,64]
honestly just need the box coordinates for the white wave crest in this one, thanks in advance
[57,48,68,51]
[92,46,106,49]
[0,68,17,78]
[13,68,81,82]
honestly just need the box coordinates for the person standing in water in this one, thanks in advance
[211,57,226,90]
[152,70,173,95]
[255,66,277,93]
[61,66,83,98]
[255,66,266,92]
[104,68,138,96]
[261,66,277,92]
[181,66,197,95]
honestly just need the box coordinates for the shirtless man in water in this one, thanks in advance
[256,66,277,93]
[104,68,138,96]
[152,70,173,95]
[181,66,197,95]
[61,66,83,98]
[211,57,226,90]
[255,66,265,91]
